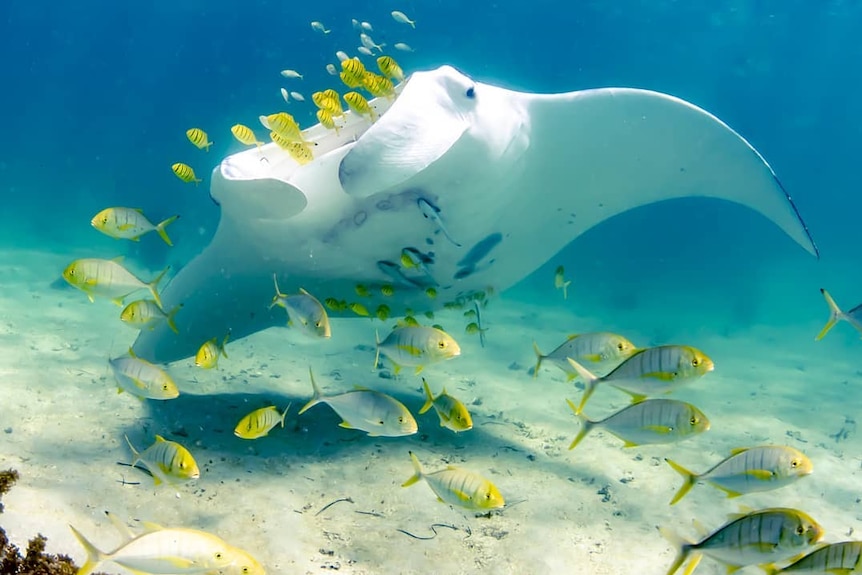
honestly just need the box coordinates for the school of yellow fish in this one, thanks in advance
[55,10,862,575]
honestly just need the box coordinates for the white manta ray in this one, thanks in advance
[133,65,817,362]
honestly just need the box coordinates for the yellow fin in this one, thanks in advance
[338,421,354,429]
[643,425,673,434]
[728,447,749,455]
[640,371,676,381]
[744,469,775,480]
[582,353,602,363]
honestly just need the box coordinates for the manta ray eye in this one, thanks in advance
[465,86,475,99]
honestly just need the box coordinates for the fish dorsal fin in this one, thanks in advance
[110,256,125,263]
[139,520,164,533]
[154,435,166,442]
[352,385,371,391]
[565,334,581,341]
[299,287,311,296]
[728,447,749,456]
[128,347,138,359]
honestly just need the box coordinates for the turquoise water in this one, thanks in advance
[2,2,862,574]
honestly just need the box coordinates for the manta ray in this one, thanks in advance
[133,65,817,363]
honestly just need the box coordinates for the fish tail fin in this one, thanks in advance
[219,331,230,359]
[816,288,844,340]
[419,378,434,414]
[401,451,423,487]
[532,341,545,379]
[373,329,381,371]
[123,434,140,465]
[205,141,212,152]
[279,403,291,428]
[665,459,699,505]
[154,215,180,246]
[69,525,107,575]
[567,358,600,411]
[657,526,696,575]
[165,304,182,334]
[565,399,593,450]
[194,177,202,185]
[147,267,169,310]
[299,367,322,414]
[563,280,571,300]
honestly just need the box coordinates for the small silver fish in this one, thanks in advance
[375,326,461,374]
[357,46,374,56]
[280,87,290,103]
[299,368,417,437]
[418,198,461,247]
[394,42,414,52]
[109,349,179,400]
[326,63,338,75]
[764,541,862,574]
[533,332,637,380]
[310,21,330,34]
[402,451,504,511]
[289,91,305,102]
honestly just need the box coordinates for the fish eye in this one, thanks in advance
[689,417,698,425]
[465,86,475,99]
[162,384,170,391]
[484,492,491,499]
[398,416,404,423]
[315,321,322,328]
[243,569,250,574]
[791,459,799,468]
[691,358,699,367]
[796,525,805,535]
[101,216,108,224]
[438,341,446,349]
[617,343,624,351]
[215,552,223,560]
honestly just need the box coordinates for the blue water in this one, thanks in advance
[3,1,862,572]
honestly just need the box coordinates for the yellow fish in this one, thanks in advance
[340,70,363,89]
[230,123,263,147]
[554,265,571,299]
[361,72,395,99]
[195,333,229,369]
[312,91,341,115]
[465,322,487,336]
[234,405,290,439]
[109,349,179,400]
[262,112,305,142]
[270,132,313,164]
[377,56,405,81]
[343,91,378,122]
[425,287,437,299]
[815,288,862,340]
[171,162,201,185]
[91,207,179,246]
[62,258,167,308]
[125,434,200,486]
[324,297,347,312]
[316,108,340,134]
[381,285,395,297]
[419,378,472,432]
[354,284,371,297]
[120,299,180,334]
[348,302,370,317]
[341,57,366,80]
[375,304,391,321]
[70,517,264,575]
[185,128,212,151]
[402,451,504,511]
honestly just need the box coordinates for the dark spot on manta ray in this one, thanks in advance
[457,233,502,268]
[376,199,392,210]
[425,237,434,245]
[454,265,476,280]
[465,86,476,99]
[354,211,368,225]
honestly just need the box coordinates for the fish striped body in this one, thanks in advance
[195,334,229,369]
[234,405,289,439]
[263,112,304,142]
[420,378,472,432]
[533,332,637,380]
[230,123,263,147]
[568,398,709,450]
[402,452,504,511]
[91,207,179,246]
[570,345,714,411]
[662,508,823,575]
[185,127,212,151]
[666,445,813,505]
[343,91,378,122]
[120,299,180,334]
[70,523,264,575]
[126,435,200,485]
[766,540,862,574]
[171,162,201,185]
[299,368,417,437]
[377,56,405,82]
[109,352,179,400]
[316,109,341,134]
[375,326,461,374]
[63,259,167,308]
[361,72,395,98]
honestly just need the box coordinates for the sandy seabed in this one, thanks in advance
[1,247,861,575]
